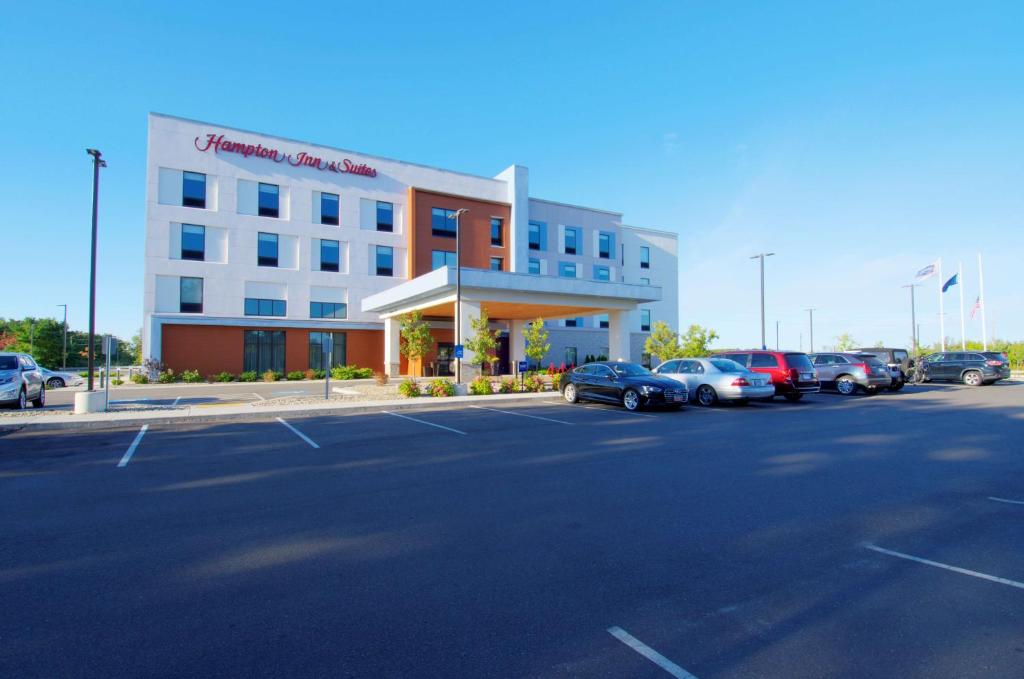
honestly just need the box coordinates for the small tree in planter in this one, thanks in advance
[400,310,433,377]
[465,310,500,376]
[523,317,550,373]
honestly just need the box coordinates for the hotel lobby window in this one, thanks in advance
[320,192,339,225]
[182,171,206,208]
[258,183,279,218]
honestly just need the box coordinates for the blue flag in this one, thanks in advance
[942,273,958,292]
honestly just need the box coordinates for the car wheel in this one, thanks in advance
[16,388,26,410]
[47,377,65,389]
[888,380,904,392]
[784,393,803,402]
[963,370,983,387]
[836,375,858,396]
[563,383,579,404]
[622,389,641,411]
[696,384,718,407]
[32,386,45,408]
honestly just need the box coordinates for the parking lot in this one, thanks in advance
[42,381,328,411]
[2,382,1022,678]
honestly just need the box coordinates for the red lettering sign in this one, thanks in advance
[194,133,378,178]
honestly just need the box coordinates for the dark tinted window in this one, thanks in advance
[320,192,339,225]
[528,221,545,250]
[376,246,393,276]
[894,350,909,363]
[319,239,339,272]
[490,218,503,246]
[528,258,540,275]
[599,232,612,258]
[0,356,18,370]
[657,360,680,373]
[640,309,651,332]
[182,172,206,208]
[710,358,745,372]
[257,232,278,267]
[376,202,393,232]
[490,257,502,271]
[309,332,347,370]
[181,224,205,261]
[245,298,286,317]
[243,330,285,374]
[967,353,986,361]
[785,353,815,370]
[724,353,750,367]
[310,302,347,319]
[258,183,279,218]
[564,227,578,255]
[179,277,203,313]
[431,208,457,237]
[833,355,850,364]
[640,246,650,268]
[431,250,456,270]
[750,353,779,368]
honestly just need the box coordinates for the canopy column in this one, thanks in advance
[383,316,401,377]
[607,310,631,362]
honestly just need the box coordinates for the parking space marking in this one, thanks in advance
[863,543,1024,590]
[988,496,1024,506]
[172,396,181,406]
[117,425,149,468]
[468,405,573,425]
[275,417,320,449]
[542,400,658,418]
[252,392,266,401]
[607,626,698,678]
[382,411,467,435]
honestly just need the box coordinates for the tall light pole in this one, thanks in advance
[775,320,780,350]
[451,208,468,385]
[901,284,919,355]
[806,308,816,352]
[86,149,106,392]
[750,253,775,350]
[57,304,68,370]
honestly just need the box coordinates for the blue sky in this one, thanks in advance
[3,1,1022,350]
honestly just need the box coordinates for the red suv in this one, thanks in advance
[712,350,820,401]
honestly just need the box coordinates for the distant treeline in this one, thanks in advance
[0,317,139,369]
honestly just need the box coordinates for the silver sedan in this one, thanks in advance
[39,367,85,389]
[653,357,776,406]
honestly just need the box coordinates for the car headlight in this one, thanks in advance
[641,385,663,394]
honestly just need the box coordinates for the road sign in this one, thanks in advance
[454,345,464,359]
[517,360,528,373]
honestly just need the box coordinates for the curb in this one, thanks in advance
[0,392,557,433]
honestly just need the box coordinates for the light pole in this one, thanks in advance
[750,253,775,350]
[86,148,106,392]
[57,304,68,370]
[775,320,780,350]
[450,208,468,385]
[806,308,816,352]
[901,284,919,355]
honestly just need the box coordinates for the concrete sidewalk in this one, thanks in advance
[0,392,557,432]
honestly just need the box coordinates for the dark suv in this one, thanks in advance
[853,347,910,391]
[712,350,820,401]
[919,351,1011,386]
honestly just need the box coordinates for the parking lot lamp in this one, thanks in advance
[86,149,106,392]
[806,308,816,352]
[750,253,775,350]
[57,304,68,370]
[901,284,918,355]
[451,208,469,385]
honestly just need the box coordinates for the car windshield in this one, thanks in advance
[861,356,885,367]
[784,353,814,370]
[609,363,650,377]
[709,358,745,373]
[0,356,18,371]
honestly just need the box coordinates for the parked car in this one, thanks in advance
[39,367,85,389]
[809,352,891,395]
[561,361,688,411]
[853,347,910,391]
[0,352,46,409]
[653,357,774,406]
[917,351,1011,386]
[712,350,820,401]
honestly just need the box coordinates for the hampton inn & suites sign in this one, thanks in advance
[194,133,378,177]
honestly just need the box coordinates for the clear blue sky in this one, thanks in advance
[3,1,1022,350]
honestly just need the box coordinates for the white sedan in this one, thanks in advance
[653,357,775,406]
[39,368,85,389]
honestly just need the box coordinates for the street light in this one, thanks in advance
[86,148,106,392]
[806,308,817,352]
[901,284,919,355]
[750,253,775,350]
[450,208,469,385]
[775,320,780,350]
[57,304,68,370]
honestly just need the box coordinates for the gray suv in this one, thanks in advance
[809,352,892,395]
[0,352,46,409]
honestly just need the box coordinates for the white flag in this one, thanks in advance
[914,260,939,282]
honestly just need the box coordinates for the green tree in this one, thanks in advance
[3,317,65,368]
[644,321,683,361]
[399,311,434,375]
[129,329,143,365]
[835,333,857,351]
[523,317,550,370]
[465,309,500,374]
[678,324,720,357]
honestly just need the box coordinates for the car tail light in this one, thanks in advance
[854,362,870,374]
[986,359,1003,366]
[731,378,750,386]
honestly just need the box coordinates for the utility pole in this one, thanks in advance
[86,149,106,391]
[749,253,775,350]
[451,208,468,385]
[57,304,68,370]
[901,284,918,355]
[806,308,816,352]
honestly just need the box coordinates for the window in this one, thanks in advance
[559,262,577,278]
[640,277,651,285]
[182,172,206,208]
[375,245,393,276]
[593,265,610,281]
[528,258,541,275]
[309,331,347,370]
[310,301,347,319]
[179,277,203,313]
[565,347,578,366]
[181,224,205,261]
[431,250,456,270]
[640,309,651,332]
[490,218,503,246]
[528,221,546,251]
[564,227,579,255]
[258,183,279,218]
[244,298,287,317]
[258,232,279,267]
[490,257,503,271]
[244,330,285,374]
[598,232,613,259]
[431,207,457,237]
[750,353,779,368]
[377,201,393,232]
[640,246,650,269]
[565,318,578,328]
[598,314,609,329]
[320,192,339,225]
[319,239,339,272]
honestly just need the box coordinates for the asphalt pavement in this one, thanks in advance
[42,380,329,410]
[1,382,1022,678]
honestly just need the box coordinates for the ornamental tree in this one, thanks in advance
[523,317,550,370]
[644,321,683,362]
[465,309,500,374]
[679,324,720,357]
[400,311,434,375]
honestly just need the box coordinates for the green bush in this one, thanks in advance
[469,375,493,395]
[262,370,282,382]
[286,371,305,381]
[522,374,545,392]
[398,378,421,398]
[428,377,456,397]
[130,373,149,384]
[311,368,326,379]
[498,378,518,393]
[157,369,178,384]
[331,365,374,380]
[215,371,234,382]
[551,372,564,392]
[238,371,258,382]
[79,371,89,378]
[182,369,203,383]
[111,378,124,386]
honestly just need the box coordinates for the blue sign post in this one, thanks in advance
[517,360,528,374]
[454,345,464,359]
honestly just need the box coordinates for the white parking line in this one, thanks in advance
[542,400,657,418]
[607,626,698,678]
[989,496,1024,506]
[117,425,149,468]
[382,411,467,435]
[172,396,181,406]
[276,417,320,449]
[863,543,1024,590]
[252,392,266,401]
[469,405,573,425]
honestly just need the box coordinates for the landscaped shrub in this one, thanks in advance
[469,375,493,395]
[331,365,374,380]
[304,369,317,380]
[262,370,282,382]
[398,378,420,398]
[111,378,124,386]
[286,371,305,381]
[311,368,326,379]
[130,373,149,384]
[239,371,258,382]
[157,369,178,384]
[374,371,389,386]
[428,377,456,397]
[551,372,564,392]
[79,371,89,378]
[522,374,545,392]
[498,378,518,393]
[215,372,234,382]
[182,369,203,383]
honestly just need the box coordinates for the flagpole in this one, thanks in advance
[978,252,988,350]
[938,258,945,351]
[958,261,965,350]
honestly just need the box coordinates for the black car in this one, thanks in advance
[560,361,688,411]
[853,347,910,391]
[919,351,1011,386]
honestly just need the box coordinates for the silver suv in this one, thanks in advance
[809,352,892,395]
[0,352,46,409]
